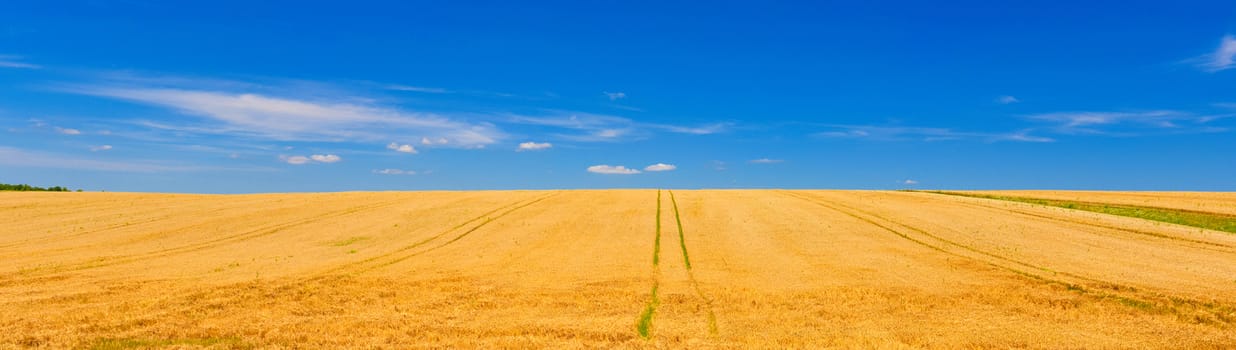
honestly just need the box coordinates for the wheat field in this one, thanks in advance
[2,190,1235,348]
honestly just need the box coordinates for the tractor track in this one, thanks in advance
[668,190,718,336]
[635,190,663,339]
[778,190,1236,325]
[7,197,409,278]
[910,192,1236,253]
[337,192,560,274]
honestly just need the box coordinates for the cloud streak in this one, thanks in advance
[816,125,1055,143]
[0,55,40,69]
[587,165,640,174]
[387,142,418,154]
[64,82,502,147]
[517,141,552,151]
[0,146,237,172]
[1196,35,1236,72]
[1026,110,1228,135]
[374,169,416,175]
[644,163,676,172]
[508,112,730,142]
[282,154,341,165]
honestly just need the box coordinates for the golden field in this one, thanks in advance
[2,190,1236,349]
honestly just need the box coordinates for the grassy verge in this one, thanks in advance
[637,190,664,339]
[668,190,691,270]
[916,191,1236,234]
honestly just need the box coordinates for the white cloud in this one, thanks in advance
[996,95,1020,104]
[310,154,341,163]
[587,165,640,175]
[374,169,416,175]
[0,55,40,69]
[90,145,113,152]
[903,179,919,185]
[65,83,501,147]
[281,154,340,165]
[517,141,552,151]
[282,155,311,165]
[644,163,676,172]
[749,158,783,164]
[56,127,82,135]
[604,91,627,100]
[388,85,451,93]
[421,137,448,145]
[1198,35,1236,72]
[387,142,418,154]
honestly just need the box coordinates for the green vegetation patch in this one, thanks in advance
[919,191,1236,234]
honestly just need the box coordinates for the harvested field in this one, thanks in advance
[2,190,1235,348]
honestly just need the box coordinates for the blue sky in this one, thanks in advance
[2,1,1235,192]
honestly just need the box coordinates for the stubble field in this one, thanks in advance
[2,190,1235,349]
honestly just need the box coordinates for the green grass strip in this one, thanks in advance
[636,282,659,339]
[668,190,692,270]
[637,190,664,339]
[918,191,1236,234]
[654,190,662,267]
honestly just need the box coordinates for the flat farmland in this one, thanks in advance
[3,190,1236,349]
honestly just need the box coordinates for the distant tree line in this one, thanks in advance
[0,183,79,192]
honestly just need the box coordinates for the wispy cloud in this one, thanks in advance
[816,125,1054,143]
[310,154,341,163]
[644,163,676,172]
[749,158,783,164]
[282,154,341,165]
[1026,110,1227,135]
[587,164,640,174]
[902,179,919,185]
[388,85,451,94]
[509,112,729,142]
[517,141,552,151]
[387,142,418,154]
[421,137,448,145]
[996,95,1020,104]
[62,79,502,147]
[90,145,113,152]
[0,146,240,172]
[55,127,82,135]
[1193,35,1236,72]
[649,122,732,135]
[604,91,626,100]
[608,104,645,112]
[374,169,416,175]
[0,55,40,69]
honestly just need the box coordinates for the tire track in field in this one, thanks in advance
[912,192,1236,253]
[635,190,662,339]
[779,190,1236,325]
[340,192,560,274]
[0,196,289,251]
[12,198,409,277]
[668,190,719,336]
